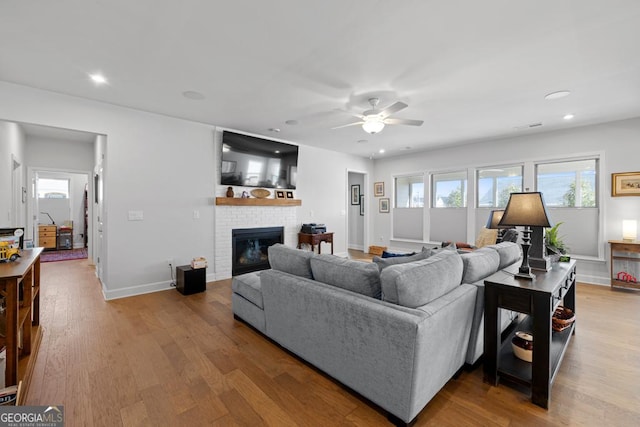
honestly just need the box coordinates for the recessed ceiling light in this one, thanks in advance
[563,113,575,120]
[89,73,107,85]
[182,90,205,100]
[544,90,571,100]
[378,149,385,154]
[274,150,280,154]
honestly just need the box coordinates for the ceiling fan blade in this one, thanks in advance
[331,121,364,130]
[379,101,408,118]
[384,118,424,126]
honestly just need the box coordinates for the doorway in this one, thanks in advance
[347,170,369,253]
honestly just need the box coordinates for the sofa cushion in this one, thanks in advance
[380,250,463,308]
[372,248,432,271]
[486,242,521,269]
[459,248,500,284]
[232,271,264,309]
[268,243,314,279]
[310,255,381,298]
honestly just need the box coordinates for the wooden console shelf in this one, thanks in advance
[608,240,640,290]
[215,197,301,207]
[0,248,44,404]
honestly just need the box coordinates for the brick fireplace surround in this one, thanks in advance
[214,205,298,279]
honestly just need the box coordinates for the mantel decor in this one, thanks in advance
[612,171,640,196]
[215,197,301,207]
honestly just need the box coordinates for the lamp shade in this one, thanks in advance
[622,219,637,241]
[498,192,552,227]
[486,210,506,229]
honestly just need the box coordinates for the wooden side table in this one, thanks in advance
[297,232,334,254]
[608,240,640,290]
[484,259,576,409]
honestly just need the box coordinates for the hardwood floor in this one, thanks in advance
[26,256,640,426]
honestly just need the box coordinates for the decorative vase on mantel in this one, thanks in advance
[226,187,234,197]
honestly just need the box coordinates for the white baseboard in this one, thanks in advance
[103,280,174,300]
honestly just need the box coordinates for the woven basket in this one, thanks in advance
[552,306,575,332]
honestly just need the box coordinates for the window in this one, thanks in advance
[477,165,523,208]
[37,178,69,199]
[432,171,467,207]
[395,175,424,208]
[536,159,598,207]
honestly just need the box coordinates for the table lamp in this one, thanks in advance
[622,219,637,242]
[486,210,507,242]
[498,192,552,280]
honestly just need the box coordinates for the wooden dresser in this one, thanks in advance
[38,225,57,249]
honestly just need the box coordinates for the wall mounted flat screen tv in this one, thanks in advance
[220,131,298,189]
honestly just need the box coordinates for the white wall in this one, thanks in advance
[0,121,26,227]
[0,81,373,298]
[372,117,640,285]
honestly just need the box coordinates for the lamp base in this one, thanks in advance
[515,271,536,280]
[529,256,551,272]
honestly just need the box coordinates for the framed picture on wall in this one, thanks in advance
[275,190,286,199]
[612,171,640,196]
[286,191,294,199]
[374,182,384,197]
[379,198,390,213]
[360,195,364,216]
[351,184,360,205]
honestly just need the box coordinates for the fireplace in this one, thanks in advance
[232,226,284,276]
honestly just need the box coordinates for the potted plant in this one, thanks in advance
[545,222,568,261]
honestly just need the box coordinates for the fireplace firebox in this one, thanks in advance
[232,226,284,276]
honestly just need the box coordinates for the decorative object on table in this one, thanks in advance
[226,187,235,197]
[545,222,568,262]
[611,171,640,197]
[351,184,360,205]
[241,191,249,198]
[552,306,575,332]
[615,271,637,283]
[359,195,364,215]
[379,198,390,213]
[511,331,533,362]
[286,191,294,199]
[250,188,271,199]
[498,192,552,279]
[374,182,385,197]
[275,190,286,199]
[190,257,208,269]
[622,219,637,241]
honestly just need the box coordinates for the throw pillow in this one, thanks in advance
[475,227,498,248]
[381,250,417,258]
[373,249,432,271]
[310,255,382,298]
[380,250,463,308]
[267,244,314,279]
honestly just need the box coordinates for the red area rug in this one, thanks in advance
[40,248,88,263]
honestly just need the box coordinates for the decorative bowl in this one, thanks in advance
[250,188,271,199]
[552,306,575,332]
[511,331,533,362]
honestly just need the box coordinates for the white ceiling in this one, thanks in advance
[2,0,640,158]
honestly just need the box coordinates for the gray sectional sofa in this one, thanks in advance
[231,242,520,425]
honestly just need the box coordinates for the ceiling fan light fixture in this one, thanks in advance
[362,118,385,134]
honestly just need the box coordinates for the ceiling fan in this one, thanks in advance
[332,98,424,134]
